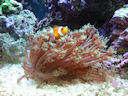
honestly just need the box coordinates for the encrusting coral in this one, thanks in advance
[18,24,114,87]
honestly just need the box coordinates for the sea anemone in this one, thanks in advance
[18,24,113,87]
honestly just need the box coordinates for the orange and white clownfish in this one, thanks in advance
[51,25,68,40]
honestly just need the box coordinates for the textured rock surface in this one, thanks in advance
[107,7,128,54]
[0,10,37,38]
[37,0,124,30]
[0,33,26,63]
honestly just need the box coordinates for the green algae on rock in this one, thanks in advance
[0,0,23,15]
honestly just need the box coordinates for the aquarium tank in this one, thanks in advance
[1,0,128,96]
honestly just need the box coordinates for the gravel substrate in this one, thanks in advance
[0,63,128,96]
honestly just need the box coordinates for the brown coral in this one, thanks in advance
[111,28,128,54]
[109,7,128,29]
[18,25,113,87]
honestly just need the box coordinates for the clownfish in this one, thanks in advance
[51,25,68,40]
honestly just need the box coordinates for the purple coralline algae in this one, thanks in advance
[37,0,124,30]
[0,16,15,33]
[109,7,128,29]
[104,52,128,79]
[111,28,128,53]
[44,0,87,29]
[116,52,128,69]
[108,6,128,54]
[0,10,37,38]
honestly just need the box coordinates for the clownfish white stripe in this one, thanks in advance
[52,25,68,40]
[58,26,64,36]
